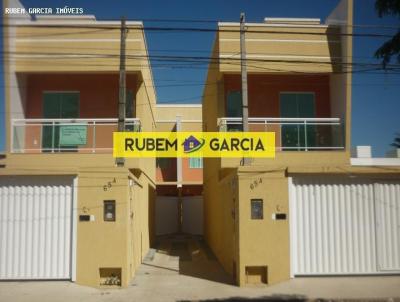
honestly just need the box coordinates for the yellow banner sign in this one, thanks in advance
[113,132,275,158]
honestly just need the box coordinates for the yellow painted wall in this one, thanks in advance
[218,24,341,73]
[203,166,238,277]
[76,169,130,287]
[236,170,289,285]
[156,105,202,121]
[202,34,240,278]
[13,24,145,73]
[327,0,353,155]
[155,105,202,132]
[128,171,156,280]
[221,151,350,169]
[201,0,356,287]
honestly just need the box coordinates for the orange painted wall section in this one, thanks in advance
[25,73,138,118]
[182,158,203,182]
[223,74,331,118]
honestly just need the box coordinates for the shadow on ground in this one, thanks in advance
[153,235,234,285]
[178,295,306,302]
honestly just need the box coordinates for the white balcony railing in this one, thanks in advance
[11,118,141,153]
[218,117,344,151]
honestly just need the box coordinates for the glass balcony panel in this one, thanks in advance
[11,118,141,153]
[218,118,344,151]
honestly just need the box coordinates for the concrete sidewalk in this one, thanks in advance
[0,235,399,302]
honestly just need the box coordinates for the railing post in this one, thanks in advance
[51,121,55,153]
[304,120,308,151]
[10,119,14,153]
[92,121,96,153]
[39,122,42,153]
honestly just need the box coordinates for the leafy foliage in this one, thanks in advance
[391,132,400,148]
[374,0,400,67]
[375,0,400,17]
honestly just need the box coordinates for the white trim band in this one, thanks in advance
[220,53,332,61]
[16,38,142,43]
[220,38,339,43]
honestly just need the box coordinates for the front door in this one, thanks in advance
[42,92,79,151]
[280,93,316,150]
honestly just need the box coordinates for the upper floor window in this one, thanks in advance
[226,91,243,132]
[42,91,80,152]
[280,92,316,150]
[189,157,203,169]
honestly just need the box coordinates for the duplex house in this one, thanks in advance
[1,0,156,287]
[202,0,400,286]
[1,0,400,290]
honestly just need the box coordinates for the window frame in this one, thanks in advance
[189,157,203,169]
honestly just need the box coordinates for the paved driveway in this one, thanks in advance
[1,235,399,302]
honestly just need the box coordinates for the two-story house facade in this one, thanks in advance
[202,0,400,286]
[1,0,156,287]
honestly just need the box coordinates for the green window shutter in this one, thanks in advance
[60,92,79,118]
[227,91,243,118]
[42,93,60,151]
[42,92,80,152]
[189,157,203,169]
[297,93,315,118]
[42,92,79,119]
[280,93,316,150]
[226,91,243,131]
[279,93,298,118]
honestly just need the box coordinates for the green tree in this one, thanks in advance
[391,132,400,148]
[374,0,400,67]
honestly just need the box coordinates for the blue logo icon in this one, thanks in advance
[182,135,205,153]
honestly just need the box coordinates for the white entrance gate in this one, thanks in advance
[375,182,400,271]
[0,176,75,280]
[289,177,400,276]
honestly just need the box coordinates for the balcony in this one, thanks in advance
[11,118,141,154]
[218,117,344,151]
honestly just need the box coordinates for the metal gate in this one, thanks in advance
[289,177,400,276]
[182,196,203,235]
[0,176,74,280]
[155,196,179,235]
[375,182,400,271]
